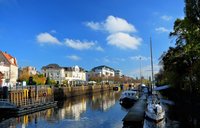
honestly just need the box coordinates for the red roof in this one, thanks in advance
[1,51,17,66]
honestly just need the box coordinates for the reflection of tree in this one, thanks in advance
[90,91,116,111]
[8,108,55,127]
[58,96,87,120]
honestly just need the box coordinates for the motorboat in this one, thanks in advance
[145,94,165,122]
[119,89,138,108]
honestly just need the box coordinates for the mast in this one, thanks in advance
[140,57,142,84]
[150,37,154,93]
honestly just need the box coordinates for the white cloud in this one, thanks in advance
[86,15,142,50]
[67,55,81,61]
[107,32,141,49]
[130,55,150,61]
[105,15,136,33]
[50,30,57,33]
[64,39,95,50]
[155,27,170,33]
[85,22,103,30]
[36,32,61,45]
[96,46,104,51]
[161,15,173,21]
[86,15,136,34]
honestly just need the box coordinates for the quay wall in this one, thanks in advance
[54,84,115,100]
[0,86,53,106]
[0,84,116,104]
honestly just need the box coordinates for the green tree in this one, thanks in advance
[45,77,50,85]
[159,0,200,94]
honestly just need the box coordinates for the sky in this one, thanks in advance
[0,0,185,78]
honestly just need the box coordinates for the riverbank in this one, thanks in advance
[54,84,115,100]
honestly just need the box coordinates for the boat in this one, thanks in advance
[119,89,138,108]
[145,94,165,122]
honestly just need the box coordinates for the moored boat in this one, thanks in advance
[145,95,165,122]
[119,89,138,108]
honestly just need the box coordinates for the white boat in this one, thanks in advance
[145,95,165,122]
[119,89,138,108]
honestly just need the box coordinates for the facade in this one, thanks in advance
[19,66,37,77]
[42,64,86,85]
[0,72,3,85]
[0,51,18,87]
[42,64,65,84]
[91,65,115,77]
[63,65,86,85]
[115,70,122,77]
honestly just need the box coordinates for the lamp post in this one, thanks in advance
[139,57,142,84]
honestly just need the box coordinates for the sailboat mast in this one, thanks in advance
[150,37,154,93]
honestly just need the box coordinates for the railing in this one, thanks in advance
[0,85,53,91]
[11,96,54,108]
[0,99,10,102]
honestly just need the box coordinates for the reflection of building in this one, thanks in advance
[42,64,86,85]
[91,92,116,111]
[0,51,18,86]
[59,98,86,120]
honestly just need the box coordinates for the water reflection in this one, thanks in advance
[0,91,126,128]
[143,119,165,128]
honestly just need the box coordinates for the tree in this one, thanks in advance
[45,77,50,85]
[33,75,46,85]
[159,0,200,95]
[18,72,30,83]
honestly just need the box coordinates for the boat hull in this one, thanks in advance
[119,97,136,108]
[145,110,165,122]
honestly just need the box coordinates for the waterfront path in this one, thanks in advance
[123,94,147,127]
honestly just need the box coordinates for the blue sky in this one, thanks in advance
[0,0,184,78]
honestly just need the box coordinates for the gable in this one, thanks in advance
[0,51,17,66]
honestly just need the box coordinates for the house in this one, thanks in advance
[0,71,4,86]
[0,51,18,87]
[19,66,37,77]
[42,64,65,84]
[42,64,86,86]
[63,65,86,86]
[91,65,115,77]
[115,70,122,77]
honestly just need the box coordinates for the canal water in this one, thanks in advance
[0,90,198,128]
[0,91,129,128]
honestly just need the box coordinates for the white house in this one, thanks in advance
[115,70,122,77]
[91,65,115,77]
[63,65,86,86]
[42,64,86,86]
[42,64,65,84]
[0,51,18,87]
